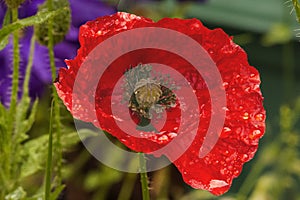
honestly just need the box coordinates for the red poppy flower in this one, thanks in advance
[55,12,266,195]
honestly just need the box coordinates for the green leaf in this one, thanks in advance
[20,134,49,178]
[84,166,122,191]
[0,35,9,51]
[2,9,11,27]
[0,103,8,152]
[262,23,292,46]
[50,184,65,200]
[15,98,39,143]
[0,7,68,42]
[4,187,26,200]
[0,10,11,50]
[20,129,88,179]
[61,128,98,150]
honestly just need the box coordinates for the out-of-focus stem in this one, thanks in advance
[45,100,54,200]
[139,153,150,200]
[117,173,137,200]
[292,0,300,23]
[282,42,295,102]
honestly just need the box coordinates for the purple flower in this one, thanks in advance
[0,0,115,107]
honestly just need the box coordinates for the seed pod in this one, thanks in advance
[35,0,71,46]
[134,79,162,109]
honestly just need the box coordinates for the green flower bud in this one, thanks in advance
[35,0,71,46]
[5,0,25,9]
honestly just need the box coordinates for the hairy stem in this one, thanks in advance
[139,153,150,200]
[5,7,19,194]
[22,35,36,97]
[47,0,62,183]
[9,8,19,118]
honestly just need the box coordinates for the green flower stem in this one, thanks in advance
[5,7,19,193]
[292,0,300,23]
[117,173,137,200]
[45,100,54,200]
[9,8,19,118]
[47,0,62,183]
[236,159,266,200]
[283,42,295,101]
[22,35,36,97]
[139,153,150,200]
[12,33,36,142]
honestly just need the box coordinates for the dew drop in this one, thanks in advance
[168,132,178,138]
[242,112,249,120]
[224,127,231,132]
[222,82,229,89]
[250,129,262,139]
[233,170,240,176]
[255,113,264,122]
[214,160,219,165]
[231,87,236,94]
[158,135,168,141]
[241,154,249,162]
[222,107,229,111]
[220,168,229,175]
[221,127,232,138]
[204,157,212,165]
[238,105,244,110]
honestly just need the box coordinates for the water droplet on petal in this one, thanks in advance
[158,135,168,141]
[233,170,240,176]
[168,132,178,138]
[223,150,230,155]
[221,127,232,138]
[241,154,249,162]
[255,113,264,122]
[249,129,262,139]
[214,160,219,165]
[222,82,229,89]
[220,168,229,175]
[204,157,212,165]
[242,112,249,120]
[236,105,243,111]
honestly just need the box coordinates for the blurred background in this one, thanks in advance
[1,0,300,199]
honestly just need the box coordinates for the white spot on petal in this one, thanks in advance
[209,180,229,189]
